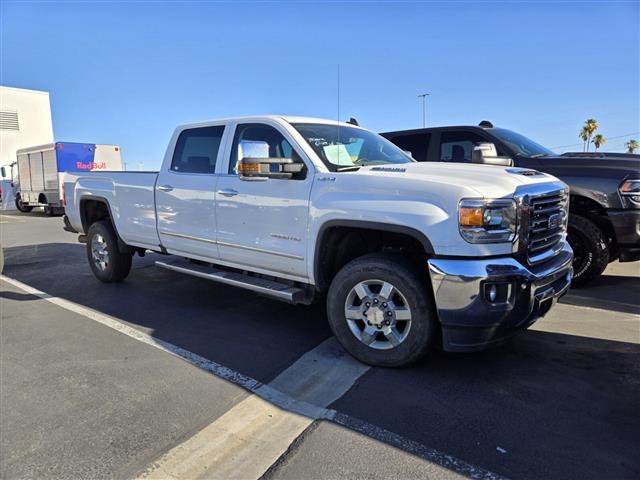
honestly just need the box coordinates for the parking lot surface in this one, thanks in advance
[1,210,639,479]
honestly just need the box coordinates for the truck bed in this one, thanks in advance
[63,171,161,249]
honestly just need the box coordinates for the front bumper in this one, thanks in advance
[427,242,573,352]
[608,209,640,262]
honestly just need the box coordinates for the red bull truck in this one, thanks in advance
[13,142,122,215]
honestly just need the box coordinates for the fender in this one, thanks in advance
[79,195,134,254]
[312,219,435,286]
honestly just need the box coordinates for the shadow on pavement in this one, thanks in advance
[2,242,639,479]
[562,272,640,315]
[0,290,42,302]
[2,243,332,383]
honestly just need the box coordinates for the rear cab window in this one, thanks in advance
[171,126,225,174]
[387,133,430,161]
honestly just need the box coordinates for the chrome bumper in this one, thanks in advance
[427,242,573,352]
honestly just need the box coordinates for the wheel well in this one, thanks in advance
[80,199,111,233]
[569,194,617,253]
[315,225,430,292]
[38,193,47,204]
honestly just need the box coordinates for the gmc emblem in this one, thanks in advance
[548,213,561,230]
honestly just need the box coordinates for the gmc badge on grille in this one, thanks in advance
[548,213,561,230]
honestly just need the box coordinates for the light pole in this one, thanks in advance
[417,93,430,128]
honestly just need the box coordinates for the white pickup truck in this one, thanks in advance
[63,116,573,366]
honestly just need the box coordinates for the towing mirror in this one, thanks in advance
[472,143,513,166]
[238,157,304,181]
[0,167,5,178]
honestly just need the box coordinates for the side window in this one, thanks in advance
[171,126,225,174]
[439,132,487,163]
[229,123,302,175]
[389,133,430,161]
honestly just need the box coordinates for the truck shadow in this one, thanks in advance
[2,242,639,479]
[561,269,640,315]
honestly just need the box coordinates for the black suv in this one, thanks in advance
[382,123,640,286]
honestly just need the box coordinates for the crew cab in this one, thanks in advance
[63,116,573,366]
[382,123,640,285]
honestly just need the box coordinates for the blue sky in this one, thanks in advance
[2,1,638,168]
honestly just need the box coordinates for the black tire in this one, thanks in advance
[567,214,609,287]
[43,206,54,216]
[327,253,436,367]
[86,220,133,282]
[15,195,33,213]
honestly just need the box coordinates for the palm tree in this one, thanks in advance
[626,139,639,154]
[579,126,590,152]
[583,118,598,152]
[592,134,606,151]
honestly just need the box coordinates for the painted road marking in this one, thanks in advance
[0,274,506,480]
[137,339,369,480]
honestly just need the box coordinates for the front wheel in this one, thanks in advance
[567,214,609,286]
[15,195,33,213]
[327,253,436,367]
[86,220,133,282]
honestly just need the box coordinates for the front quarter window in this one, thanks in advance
[292,123,413,172]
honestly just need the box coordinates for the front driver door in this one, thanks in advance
[215,122,312,281]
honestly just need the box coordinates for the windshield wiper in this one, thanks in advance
[336,165,362,172]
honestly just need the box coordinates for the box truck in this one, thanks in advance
[12,142,122,215]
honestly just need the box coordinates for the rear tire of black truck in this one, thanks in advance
[568,214,609,287]
[326,253,436,367]
[86,220,133,282]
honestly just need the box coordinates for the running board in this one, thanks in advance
[155,258,308,303]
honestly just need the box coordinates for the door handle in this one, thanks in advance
[217,188,239,197]
[158,184,173,192]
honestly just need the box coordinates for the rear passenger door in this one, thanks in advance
[156,124,227,260]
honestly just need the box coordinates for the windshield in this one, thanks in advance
[489,128,556,158]
[292,123,413,172]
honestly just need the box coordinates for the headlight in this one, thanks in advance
[459,199,517,243]
[619,178,640,205]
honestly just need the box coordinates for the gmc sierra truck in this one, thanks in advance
[382,123,640,286]
[63,116,573,367]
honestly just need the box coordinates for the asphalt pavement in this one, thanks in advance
[1,210,639,479]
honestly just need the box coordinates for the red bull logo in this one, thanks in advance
[76,161,107,170]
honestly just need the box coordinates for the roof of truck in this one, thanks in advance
[177,115,361,130]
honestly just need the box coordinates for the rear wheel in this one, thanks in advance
[15,195,33,213]
[327,253,436,367]
[86,220,133,282]
[567,214,609,286]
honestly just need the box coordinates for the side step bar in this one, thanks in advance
[155,258,308,303]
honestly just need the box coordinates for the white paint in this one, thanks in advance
[138,337,369,479]
[0,274,504,480]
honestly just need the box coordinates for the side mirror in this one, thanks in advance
[0,167,5,178]
[472,143,513,166]
[238,157,304,181]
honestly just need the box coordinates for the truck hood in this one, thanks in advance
[361,162,560,198]
[534,155,640,180]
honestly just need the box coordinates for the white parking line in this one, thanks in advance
[0,274,506,480]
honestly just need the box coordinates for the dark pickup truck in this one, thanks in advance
[382,123,640,285]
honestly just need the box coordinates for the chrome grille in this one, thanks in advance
[527,191,568,264]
